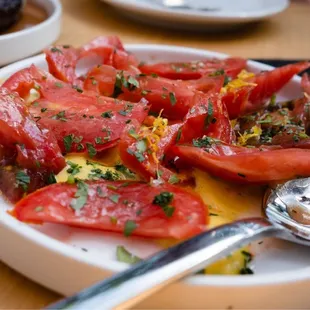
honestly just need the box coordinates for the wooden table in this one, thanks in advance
[1,0,310,308]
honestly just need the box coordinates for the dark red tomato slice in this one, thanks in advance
[138,58,247,80]
[29,96,149,155]
[14,180,207,239]
[45,45,81,84]
[79,36,138,70]
[84,65,200,120]
[0,87,65,173]
[170,144,310,183]
[118,120,179,181]
[178,93,234,144]
[184,75,224,94]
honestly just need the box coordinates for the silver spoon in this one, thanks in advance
[46,178,310,310]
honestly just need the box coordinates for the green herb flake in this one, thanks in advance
[72,85,83,93]
[71,180,88,211]
[63,135,73,153]
[51,47,63,53]
[95,137,104,144]
[35,206,44,212]
[127,76,140,90]
[176,128,182,142]
[153,191,175,217]
[86,143,97,158]
[109,194,120,203]
[169,92,177,106]
[16,170,30,192]
[237,173,246,178]
[209,69,225,76]
[41,108,47,112]
[110,216,118,225]
[204,100,214,128]
[136,139,147,153]
[101,111,113,118]
[116,245,142,264]
[128,128,139,140]
[168,174,179,184]
[47,173,57,184]
[124,220,137,237]
[55,82,63,88]
[52,110,67,122]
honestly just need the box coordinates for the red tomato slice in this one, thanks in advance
[302,73,310,95]
[45,45,81,84]
[184,75,224,94]
[30,97,149,155]
[170,144,310,183]
[84,65,203,120]
[179,93,234,144]
[138,58,247,80]
[118,120,179,181]
[79,36,139,70]
[0,87,65,173]
[14,180,207,239]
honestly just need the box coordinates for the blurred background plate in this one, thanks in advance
[0,0,61,67]
[100,0,289,31]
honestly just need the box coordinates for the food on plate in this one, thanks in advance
[1,36,310,275]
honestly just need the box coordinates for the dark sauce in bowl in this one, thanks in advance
[1,1,48,35]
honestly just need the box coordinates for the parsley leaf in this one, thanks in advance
[101,111,113,118]
[153,191,175,217]
[169,92,177,106]
[116,246,142,264]
[168,174,179,184]
[63,135,73,153]
[71,180,88,211]
[124,220,137,237]
[16,170,30,192]
[86,143,97,158]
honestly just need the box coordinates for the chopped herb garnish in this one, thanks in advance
[63,45,71,49]
[51,47,63,53]
[127,76,140,90]
[71,180,88,211]
[193,136,220,148]
[127,148,145,162]
[209,213,219,216]
[35,206,44,212]
[63,135,73,153]
[86,143,97,158]
[101,110,113,118]
[176,128,182,142]
[136,139,147,153]
[109,194,120,203]
[47,173,57,184]
[110,216,118,225]
[128,128,139,140]
[91,79,98,85]
[113,71,126,97]
[55,82,63,88]
[204,100,214,128]
[151,73,158,78]
[124,220,137,237]
[237,173,246,178]
[115,164,136,179]
[116,246,142,264]
[16,170,30,192]
[168,174,179,184]
[96,186,105,197]
[66,161,81,175]
[72,85,83,93]
[95,137,104,144]
[52,110,67,122]
[153,191,175,217]
[169,92,177,106]
[209,69,224,76]
[41,108,47,112]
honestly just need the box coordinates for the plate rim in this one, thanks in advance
[1,44,310,288]
[101,0,289,21]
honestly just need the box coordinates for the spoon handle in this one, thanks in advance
[46,218,284,310]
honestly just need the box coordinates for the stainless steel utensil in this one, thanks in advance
[154,0,219,11]
[47,178,310,310]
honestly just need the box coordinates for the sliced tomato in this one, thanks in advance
[302,73,310,95]
[79,36,138,70]
[14,180,207,239]
[170,144,310,183]
[84,65,201,120]
[29,97,149,155]
[179,93,234,144]
[138,58,246,80]
[0,87,65,173]
[184,75,224,94]
[45,45,81,84]
[118,120,179,181]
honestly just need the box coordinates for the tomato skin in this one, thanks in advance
[170,144,310,184]
[45,45,81,84]
[80,36,138,70]
[14,180,207,239]
[138,58,246,80]
[0,87,65,173]
[179,93,234,144]
[118,120,178,181]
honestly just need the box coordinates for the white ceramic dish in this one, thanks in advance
[100,0,289,31]
[0,0,62,67]
[1,45,310,309]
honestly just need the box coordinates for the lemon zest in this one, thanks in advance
[237,125,262,146]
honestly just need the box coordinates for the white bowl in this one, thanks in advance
[0,45,310,309]
[0,0,62,67]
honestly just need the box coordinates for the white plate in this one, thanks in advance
[100,0,289,31]
[0,0,62,67]
[1,45,310,309]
